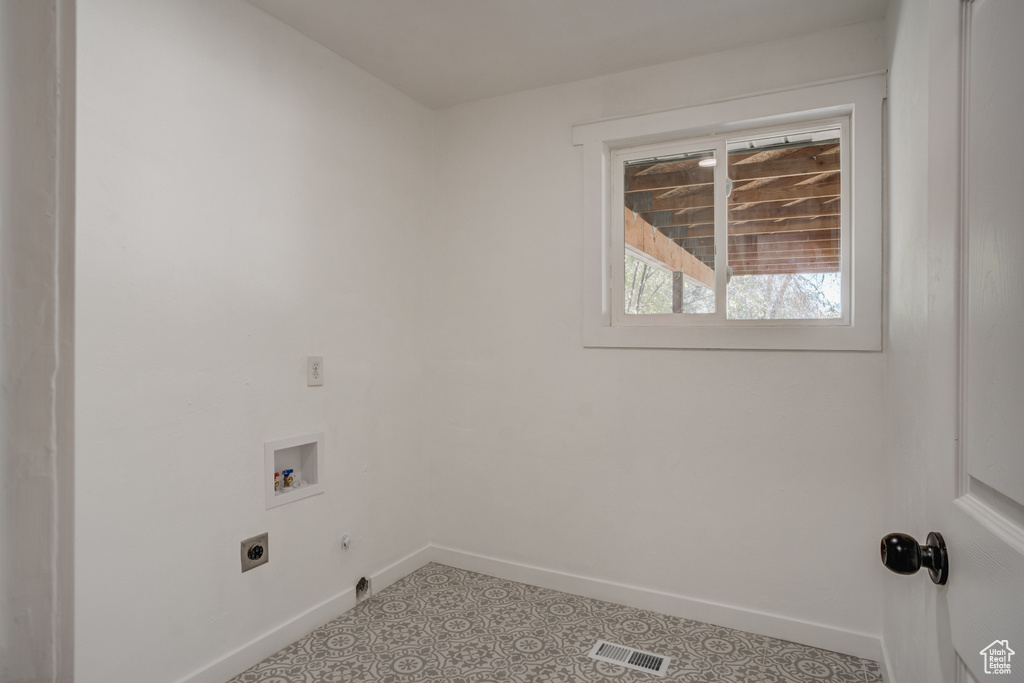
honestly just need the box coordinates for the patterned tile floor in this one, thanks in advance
[227,563,883,683]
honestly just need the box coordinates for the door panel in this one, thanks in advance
[948,0,1024,680]
[962,0,1024,507]
[949,499,1024,680]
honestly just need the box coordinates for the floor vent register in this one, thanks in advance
[587,640,670,677]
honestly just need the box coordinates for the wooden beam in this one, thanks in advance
[733,259,840,268]
[729,266,839,278]
[728,199,839,223]
[675,247,839,269]
[639,214,842,235]
[726,216,840,236]
[675,234,839,252]
[638,198,839,231]
[625,148,840,192]
[626,171,712,193]
[662,206,714,224]
[665,222,839,242]
[624,153,838,195]
[733,263,838,268]
[731,252,840,264]
[730,239,839,260]
[624,181,835,213]
[729,229,839,246]
[649,192,714,212]
[629,157,705,176]
[731,243,839,257]
[728,152,840,182]
[667,248,839,267]
[733,254,840,268]
[624,208,715,289]
[627,185,716,212]
[729,143,839,165]
[731,259,840,273]
[729,178,840,205]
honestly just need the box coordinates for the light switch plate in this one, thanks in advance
[307,356,324,386]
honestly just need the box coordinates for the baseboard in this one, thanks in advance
[173,544,433,683]
[430,545,888,671]
[171,543,890,683]
[879,638,895,683]
[369,544,434,599]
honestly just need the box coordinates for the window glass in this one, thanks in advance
[725,127,842,319]
[623,254,673,314]
[623,150,716,314]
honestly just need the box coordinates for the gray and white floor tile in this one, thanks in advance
[227,563,883,683]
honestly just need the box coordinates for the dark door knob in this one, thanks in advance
[880,532,948,585]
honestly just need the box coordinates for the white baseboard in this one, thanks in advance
[173,544,432,683]
[430,545,888,676]
[370,544,434,598]
[879,638,895,683]
[173,543,890,683]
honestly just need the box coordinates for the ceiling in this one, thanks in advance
[245,0,889,109]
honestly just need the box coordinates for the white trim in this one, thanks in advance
[957,657,974,683]
[172,545,433,683]
[431,545,887,669]
[575,74,885,350]
[879,637,896,683]
[264,431,325,509]
[55,0,77,679]
[956,0,972,499]
[573,70,888,134]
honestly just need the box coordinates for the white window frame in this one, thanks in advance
[573,74,885,350]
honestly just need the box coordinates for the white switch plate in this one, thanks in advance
[307,356,324,386]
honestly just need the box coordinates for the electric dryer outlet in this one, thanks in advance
[241,532,269,572]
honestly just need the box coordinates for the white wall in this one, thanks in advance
[75,1,433,681]
[883,1,962,681]
[75,7,900,680]
[0,1,75,681]
[428,21,888,641]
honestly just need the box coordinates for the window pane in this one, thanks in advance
[725,127,841,319]
[683,278,715,314]
[624,254,673,314]
[623,150,716,314]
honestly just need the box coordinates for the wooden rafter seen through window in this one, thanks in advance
[624,139,841,276]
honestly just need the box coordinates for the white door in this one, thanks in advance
[947,0,1024,681]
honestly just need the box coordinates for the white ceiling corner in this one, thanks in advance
[244,0,890,109]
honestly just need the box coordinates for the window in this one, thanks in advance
[573,75,884,350]
[616,122,846,323]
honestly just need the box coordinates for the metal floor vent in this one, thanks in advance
[587,640,670,677]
